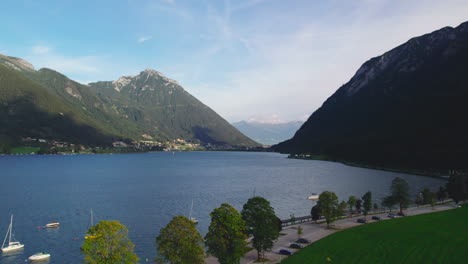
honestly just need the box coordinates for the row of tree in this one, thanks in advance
[81,197,280,264]
[156,197,280,264]
[312,175,468,229]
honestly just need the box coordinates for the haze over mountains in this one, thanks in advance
[274,21,468,171]
[232,120,303,145]
[0,54,257,148]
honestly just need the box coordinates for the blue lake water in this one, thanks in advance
[0,151,445,263]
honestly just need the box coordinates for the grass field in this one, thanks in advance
[281,204,468,264]
[11,147,40,154]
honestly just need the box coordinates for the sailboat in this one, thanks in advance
[1,215,24,252]
[188,200,198,224]
[84,209,100,240]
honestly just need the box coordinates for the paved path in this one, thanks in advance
[205,203,456,264]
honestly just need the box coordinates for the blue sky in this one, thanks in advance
[1,0,468,123]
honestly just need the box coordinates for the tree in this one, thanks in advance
[382,195,396,212]
[242,197,279,261]
[347,196,357,213]
[338,201,347,216]
[317,191,340,228]
[390,177,410,213]
[297,226,303,239]
[156,216,204,264]
[289,214,296,225]
[415,192,424,207]
[446,174,468,204]
[362,191,372,218]
[205,203,248,264]
[275,216,283,232]
[81,220,138,264]
[437,186,448,201]
[373,203,379,210]
[355,199,362,213]
[311,204,321,222]
[421,188,434,205]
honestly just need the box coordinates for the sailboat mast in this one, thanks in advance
[189,200,193,219]
[2,215,12,249]
[90,209,94,227]
[9,215,12,244]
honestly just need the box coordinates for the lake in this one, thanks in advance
[0,151,445,263]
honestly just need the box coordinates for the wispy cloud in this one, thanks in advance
[188,0,468,122]
[27,46,101,75]
[32,46,51,55]
[138,36,152,43]
[162,0,174,3]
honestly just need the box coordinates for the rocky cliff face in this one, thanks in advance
[88,70,258,146]
[274,21,468,170]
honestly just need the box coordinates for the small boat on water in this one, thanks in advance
[307,193,319,200]
[46,222,60,228]
[188,200,198,224]
[1,215,24,252]
[29,252,51,261]
[84,209,98,239]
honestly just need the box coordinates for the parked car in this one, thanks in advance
[397,212,406,217]
[296,238,311,244]
[279,249,294,256]
[388,213,395,218]
[371,216,381,220]
[289,243,303,249]
[357,218,367,223]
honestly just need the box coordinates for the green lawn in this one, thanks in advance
[11,147,40,154]
[281,204,468,264]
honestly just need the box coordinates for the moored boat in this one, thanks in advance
[307,193,319,200]
[46,222,60,228]
[28,252,51,261]
[1,215,24,252]
[188,200,198,224]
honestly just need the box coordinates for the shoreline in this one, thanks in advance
[287,155,450,180]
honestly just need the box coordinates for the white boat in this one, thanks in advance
[1,215,24,252]
[29,252,51,261]
[46,222,60,228]
[188,200,198,224]
[307,193,319,200]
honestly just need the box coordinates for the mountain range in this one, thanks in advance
[232,120,303,145]
[274,21,468,171]
[0,54,257,149]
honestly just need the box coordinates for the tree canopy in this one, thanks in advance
[241,197,279,261]
[390,177,411,213]
[362,191,372,217]
[355,199,362,212]
[81,220,138,264]
[347,196,357,212]
[156,216,205,264]
[317,191,340,228]
[311,204,321,221]
[446,174,468,204]
[382,195,397,211]
[205,203,248,264]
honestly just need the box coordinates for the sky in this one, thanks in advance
[1,0,468,123]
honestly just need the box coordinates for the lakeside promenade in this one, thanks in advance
[205,203,456,264]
